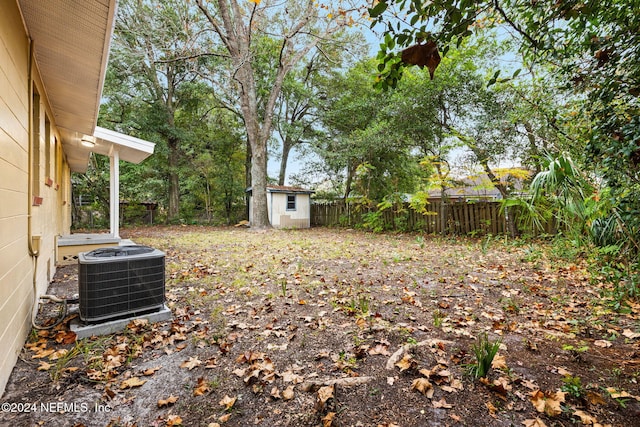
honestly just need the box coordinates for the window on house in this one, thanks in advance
[286,194,296,211]
[45,115,51,183]
[54,136,61,185]
[31,91,40,198]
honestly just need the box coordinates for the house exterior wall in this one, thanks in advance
[0,1,71,395]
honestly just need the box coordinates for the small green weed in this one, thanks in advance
[432,309,445,327]
[501,298,520,315]
[561,375,584,398]
[562,341,589,361]
[466,332,502,379]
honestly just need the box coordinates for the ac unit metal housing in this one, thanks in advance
[78,245,165,323]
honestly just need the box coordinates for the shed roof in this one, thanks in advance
[247,185,315,195]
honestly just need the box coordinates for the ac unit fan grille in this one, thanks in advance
[78,246,165,323]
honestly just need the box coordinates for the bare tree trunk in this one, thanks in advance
[167,135,180,222]
[523,122,542,175]
[195,0,354,229]
[245,139,251,221]
[278,136,293,186]
[343,162,356,201]
[250,135,270,229]
[479,158,518,237]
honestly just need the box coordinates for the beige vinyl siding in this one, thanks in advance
[0,0,46,394]
[270,193,311,229]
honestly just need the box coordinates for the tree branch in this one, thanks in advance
[154,52,230,64]
[492,0,539,49]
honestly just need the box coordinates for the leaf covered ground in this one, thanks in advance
[2,226,639,427]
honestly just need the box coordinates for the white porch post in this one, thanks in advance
[109,149,120,238]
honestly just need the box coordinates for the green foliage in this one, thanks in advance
[432,309,445,327]
[360,211,386,233]
[466,332,502,379]
[97,0,248,225]
[372,0,640,296]
[561,375,584,399]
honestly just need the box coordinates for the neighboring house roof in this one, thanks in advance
[428,171,529,200]
[17,0,154,173]
[247,185,315,195]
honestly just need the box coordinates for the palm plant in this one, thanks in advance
[528,153,595,237]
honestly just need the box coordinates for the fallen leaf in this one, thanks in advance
[270,386,282,399]
[480,376,511,397]
[395,354,416,372]
[369,343,390,356]
[54,330,77,344]
[37,361,52,371]
[322,412,336,427]
[605,387,637,399]
[622,329,640,339]
[491,354,507,370]
[166,414,183,426]
[593,340,612,348]
[120,377,147,389]
[556,367,573,376]
[194,377,211,396]
[281,370,304,384]
[282,385,295,400]
[181,356,202,370]
[104,387,116,400]
[486,401,497,418]
[32,348,55,359]
[586,391,607,406]
[432,397,452,408]
[87,369,104,381]
[219,395,237,410]
[530,389,565,416]
[157,395,179,408]
[232,368,247,377]
[411,378,434,398]
[318,385,334,403]
[522,418,547,427]
[573,409,598,425]
[143,366,162,376]
[449,378,464,390]
[218,413,231,423]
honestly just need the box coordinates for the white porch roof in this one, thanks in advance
[61,126,156,173]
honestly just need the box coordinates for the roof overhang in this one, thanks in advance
[61,127,155,173]
[18,0,154,173]
[246,186,315,195]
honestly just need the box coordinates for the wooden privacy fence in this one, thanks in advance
[311,200,510,235]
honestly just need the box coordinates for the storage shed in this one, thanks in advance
[247,185,314,229]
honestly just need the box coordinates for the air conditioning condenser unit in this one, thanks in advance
[78,245,165,323]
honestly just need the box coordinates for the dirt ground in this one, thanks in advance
[1,226,639,427]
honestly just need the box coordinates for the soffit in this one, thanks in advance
[17,0,117,172]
